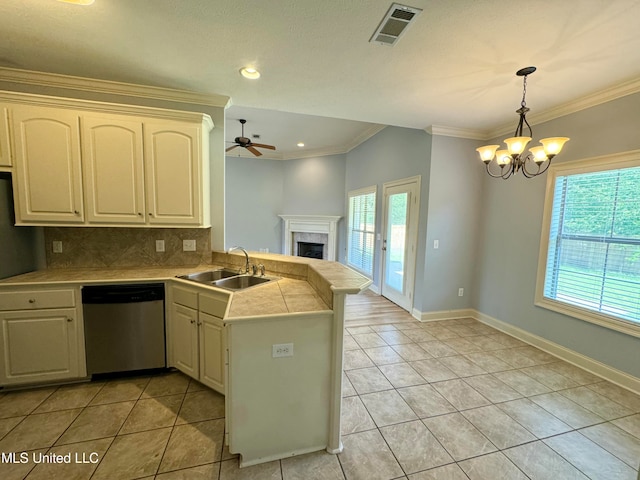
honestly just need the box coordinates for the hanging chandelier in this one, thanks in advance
[476,66,569,179]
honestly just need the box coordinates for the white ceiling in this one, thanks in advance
[1,0,640,159]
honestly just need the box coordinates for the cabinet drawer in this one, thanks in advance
[199,292,229,318]
[172,286,198,309]
[0,289,76,311]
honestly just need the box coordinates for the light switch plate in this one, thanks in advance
[52,241,63,253]
[155,240,165,252]
[182,239,196,252]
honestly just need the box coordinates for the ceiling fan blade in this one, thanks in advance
[226,145,239,152]
[251,143,276,150]
[246,146,263,156]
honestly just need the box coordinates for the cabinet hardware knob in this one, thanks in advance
[74,210,79,215]
[190,319,195,324]
[148,213,154,217]
[67,317,73,322]
[28,298,36,303]
[197,321,202,326]
[138,212,143,216]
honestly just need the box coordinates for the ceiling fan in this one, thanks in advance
[226,119,276,157]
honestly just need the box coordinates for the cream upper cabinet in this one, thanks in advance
[144,121,210,226]
[0,106,11,168]
[12,105,84,223]
[6,92,212,228]
[82,115,146,224]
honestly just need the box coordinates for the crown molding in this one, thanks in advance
[0,90,214,129]
[227,124,387,161]
[0,67,230,108]
[343,124,387,152]
[425,125,487,140]
[429,76,640,141]
[486,75,640,139]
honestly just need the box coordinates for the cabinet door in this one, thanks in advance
[0,308,80,385]
[170,303,199,379]
[144,122,202,225]
[0,106,10,168]
[11,105,84,223]
[199,311,225,394]
[82,115,146,224]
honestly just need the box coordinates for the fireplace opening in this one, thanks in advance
[297,242,324,259]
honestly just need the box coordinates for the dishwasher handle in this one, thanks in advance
[82,283,165,304]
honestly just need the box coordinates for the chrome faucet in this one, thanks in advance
[228,246,250,274]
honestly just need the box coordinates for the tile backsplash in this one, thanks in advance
[44,227,212,268]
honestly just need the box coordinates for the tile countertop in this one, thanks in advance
[0,252,372,318]
[0,265,217,285]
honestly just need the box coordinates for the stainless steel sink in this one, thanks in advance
[177,269,277,291]
[213,275,274,291]
[178,268,240,283]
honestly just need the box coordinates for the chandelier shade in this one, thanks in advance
[477,67,569,179]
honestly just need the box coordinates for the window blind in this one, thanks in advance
[544,166,640,324]
[347,189,376,276]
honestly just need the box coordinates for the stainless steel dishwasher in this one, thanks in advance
[82,283,166,375]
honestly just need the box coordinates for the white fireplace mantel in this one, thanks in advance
[279,215,341,261]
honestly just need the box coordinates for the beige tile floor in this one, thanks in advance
[1,316,640,479]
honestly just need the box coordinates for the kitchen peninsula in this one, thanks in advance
[0,251,371,467]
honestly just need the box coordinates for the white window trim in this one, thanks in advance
[347,185,377,277]
[535,149,640,338]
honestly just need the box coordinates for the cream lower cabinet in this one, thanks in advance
[11,105,84,224]
[0,287,86,386]
[169,284,229,394]
[0,106,10,168]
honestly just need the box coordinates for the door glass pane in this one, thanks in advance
[385,192,408,292]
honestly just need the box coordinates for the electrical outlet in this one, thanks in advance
[155,240,165,252]
[434,239,439,249]
[182,239,196,252]
[52,241,63,253]
[458,288,464,297]
[272,343,294,358]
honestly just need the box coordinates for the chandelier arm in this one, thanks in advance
[485,163,509,178]
[501,166,514,180]
[485,162,517,179]
[520,154,553,178]
[523,114,533,138]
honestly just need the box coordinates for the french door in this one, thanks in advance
[381,176,420,312]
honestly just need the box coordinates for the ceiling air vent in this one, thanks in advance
[370,3,422,46]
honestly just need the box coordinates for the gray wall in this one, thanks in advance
[422,135,484,313]
[225,156,283,253]
[474,92,640,377]
[0,175,46,279]
[224,154,346,255]
[344,126,432,304]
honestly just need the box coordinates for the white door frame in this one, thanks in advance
[380,175,421,312]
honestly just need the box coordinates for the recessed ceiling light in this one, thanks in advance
[57,0,95,4]
[297,142,305,147]
[240,67,260,80]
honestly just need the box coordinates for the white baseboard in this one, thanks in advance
[473,310,640,396]
[415,308,477,322]
[368,284,380,295]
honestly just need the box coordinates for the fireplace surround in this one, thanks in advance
[278,215,341,261]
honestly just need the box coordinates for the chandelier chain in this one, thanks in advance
[521,75,528,108]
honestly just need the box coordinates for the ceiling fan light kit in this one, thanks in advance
[226,119,276,157]
[476,66,570,179]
